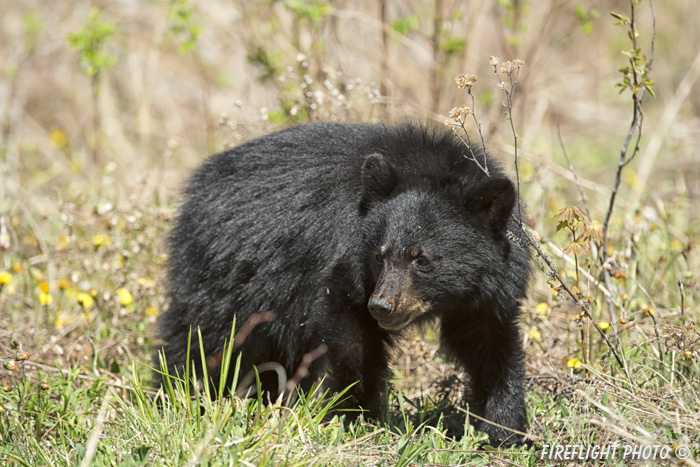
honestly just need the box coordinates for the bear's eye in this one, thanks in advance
[412,254,433,271]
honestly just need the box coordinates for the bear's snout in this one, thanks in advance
[368,297,394,318]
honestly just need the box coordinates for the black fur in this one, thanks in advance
[156,122,531,446]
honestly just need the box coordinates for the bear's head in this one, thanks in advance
[360,153,516,331]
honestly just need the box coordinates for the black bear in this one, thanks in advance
[157,122,531,446]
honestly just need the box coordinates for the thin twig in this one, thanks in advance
[600,0,656,263]
[678,279,685,325]
[451,124,489,175]
[543,238,611,298]
[502,66,524,225]
[645,309,664,364]
[468,89,489,173]
[206,311,274,374]
[552,108,590,217]
[515,219,631,382]
[285,344,328,399]
[599,0,656,331]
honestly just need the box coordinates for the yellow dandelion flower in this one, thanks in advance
[54,311,74,328]
[536,302,550,316]
[92,235,112,248]
[12,263,22,273]
[519,161,535,181]
[58,278,70,290]
[24,236,39,248]
[116,288,134,306]
[527,328,541,340]
[622,169,643,191]
[81,311,97,323]
[598,321,611,331]
[71,159,82,173]
[670,240,682,251]
[39,282,50,293]
[145,306,159,317]
[90,289,98,297]
[137,278,155,287]
[76,292,94,309]
[0,271,12,286]
[566,358,582,369]
[640,304,655,316]
[49,129,68,149]
[39,292,53,306]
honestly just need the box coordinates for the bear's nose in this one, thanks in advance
[368,297,394,317]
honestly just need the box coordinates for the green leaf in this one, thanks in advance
[392,15,420,35]
[285,0,332,21]
[440,36,465,55]
[609,11,630,24]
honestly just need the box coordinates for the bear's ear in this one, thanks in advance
[360,153,397,215]
[462,177,516,233]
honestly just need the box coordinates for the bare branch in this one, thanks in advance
[515,218,632,384]
[600,0,656,262]
[599,0,656,330]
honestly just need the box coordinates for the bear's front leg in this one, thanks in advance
[308,301,391,420]
[326,331,391,419]
[440,312,527,447]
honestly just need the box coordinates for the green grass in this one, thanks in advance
[1,329,538,466]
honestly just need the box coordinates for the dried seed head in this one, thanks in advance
[455,73,477,90]
[448,106,472,123]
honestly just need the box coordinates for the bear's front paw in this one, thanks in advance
[478,424,532,450]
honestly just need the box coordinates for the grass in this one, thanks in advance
[1,0,700,465]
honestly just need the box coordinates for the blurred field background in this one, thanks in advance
[1,0,699,465]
